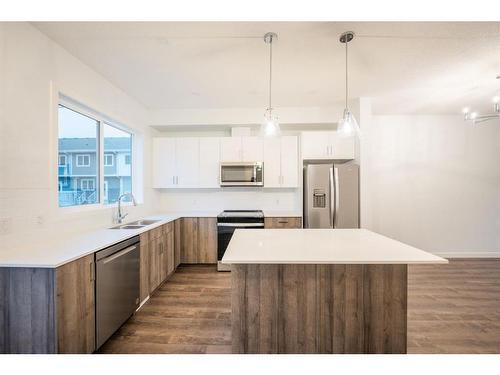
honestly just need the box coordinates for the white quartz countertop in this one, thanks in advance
[222,228,448,265]
[0,210,302,268]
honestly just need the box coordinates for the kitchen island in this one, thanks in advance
[221,228,447,354]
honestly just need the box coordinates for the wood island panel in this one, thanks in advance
[231,263,407,354]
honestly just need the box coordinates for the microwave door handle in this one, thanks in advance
[329,167,334,228]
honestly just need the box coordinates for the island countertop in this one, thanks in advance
[221,228,448,264]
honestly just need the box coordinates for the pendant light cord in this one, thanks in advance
[268,36,273,112]
[345,37,348,110]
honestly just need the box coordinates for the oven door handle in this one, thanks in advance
[217,223,265,227]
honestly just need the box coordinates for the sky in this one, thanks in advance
[58,105,130,139]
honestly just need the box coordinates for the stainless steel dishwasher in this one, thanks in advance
[95,236,140,349]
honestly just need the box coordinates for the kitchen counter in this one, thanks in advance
[0,210,302,268]
[222,228,448,264]
[0,211,222,268]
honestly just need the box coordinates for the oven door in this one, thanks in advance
[217,222,264,261]
[220,162,263,186]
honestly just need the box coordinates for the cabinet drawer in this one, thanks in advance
[265,217,302,229]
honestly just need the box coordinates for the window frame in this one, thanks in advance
[57,96,135,210]
[103,153,114,167]
[58,154,67,166]
[76,154,91,167]
[80,178,95,191]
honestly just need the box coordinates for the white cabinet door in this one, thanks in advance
[301,131,331,159]
[152,138,176,188]
[220,137,242,162]
[241,136,263,162]
[175,138,199,188]
[280,136,299,188]
[263,138,281,188]
[199,137,220,188]
[330,133,355,159]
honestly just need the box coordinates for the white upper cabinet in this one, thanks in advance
[153,135,297,189]
[175,138,200,188]
[263,138,281,188]
[153,138,176,188]
[301,131,355,160]
[220,137,242,162]
[220,136,263,162]
[242,136,263,162]
[263,136,298,188]
[152,137,199,188]
[199,137,220,188]
[280,136,299,187]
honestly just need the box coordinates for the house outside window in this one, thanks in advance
[81,178,95,191]
[104,153,114,166]
[58,98,134,208]
[58,154,67,166]
[76,154,91,167]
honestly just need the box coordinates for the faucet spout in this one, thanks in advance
[116,192,137,224]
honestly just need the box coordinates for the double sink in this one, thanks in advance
[110,219,161,230]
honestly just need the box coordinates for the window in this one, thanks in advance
[58,154,67,166]
[76,154,91,167]
[57,98,135,208]
[104,153,114,166]
[81,178,95,191]
[103,123,133,205]
[58,105,99,207]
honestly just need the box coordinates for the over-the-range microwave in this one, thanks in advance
[220,162,264,187]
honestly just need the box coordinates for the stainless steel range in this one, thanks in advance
[217,210,264,271]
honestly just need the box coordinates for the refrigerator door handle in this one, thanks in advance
[334,167,339,228]
[329,167,334,228]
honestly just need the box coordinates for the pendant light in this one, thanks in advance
[337,31,360,138]
[260,32,281,137]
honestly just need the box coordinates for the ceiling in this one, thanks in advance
[33,22,500,114]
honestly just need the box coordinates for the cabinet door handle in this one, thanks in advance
[172,176,175,185]
[278,220,289,224]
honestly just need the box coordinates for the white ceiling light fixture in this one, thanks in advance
[462,77,500,125]
[337,31,361,138]
[260,32,281,138]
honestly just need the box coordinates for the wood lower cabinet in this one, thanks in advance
[197,218,217,263]
[264,217,302,229]
[181,217,198,263]
[56,254,95,354]
[180,217,217,264]
[174,219,181,268]
[148,222,175,294]
[139,231,150,303]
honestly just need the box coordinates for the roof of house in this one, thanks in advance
[59,137,131,152]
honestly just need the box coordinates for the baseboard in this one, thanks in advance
[433,251,500,259]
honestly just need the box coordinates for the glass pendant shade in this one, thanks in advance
[337,109,360,138]
[260,109,281,137]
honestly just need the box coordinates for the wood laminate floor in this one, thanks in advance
[98,260,500,354]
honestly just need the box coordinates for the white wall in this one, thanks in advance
[0,23,159,246]
[361,114,500,257]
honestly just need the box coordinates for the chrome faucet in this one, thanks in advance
[116,192,137,224]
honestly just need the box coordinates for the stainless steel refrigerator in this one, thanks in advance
[303,162,359,228]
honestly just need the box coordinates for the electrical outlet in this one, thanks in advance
[0,217,13,235]
[35,215,45,226]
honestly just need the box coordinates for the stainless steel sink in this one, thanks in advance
[129,219,161,226]
[111,224,146,230]
[110,219,161,230]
